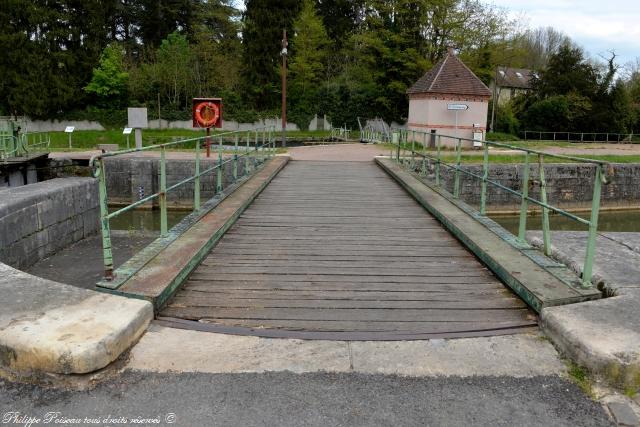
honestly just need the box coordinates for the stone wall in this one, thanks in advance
[0,178,99,269]
[104,156,260,208]
[429,163,640,211]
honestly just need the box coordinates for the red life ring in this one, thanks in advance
[194,101,220,127]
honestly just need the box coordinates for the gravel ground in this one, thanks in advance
[0,371,612,427]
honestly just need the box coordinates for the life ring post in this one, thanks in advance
[206,127,211,158]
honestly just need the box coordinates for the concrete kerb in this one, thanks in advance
[0,262,153,375]
[526,233,640,391]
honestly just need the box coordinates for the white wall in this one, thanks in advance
[407,95,489,147]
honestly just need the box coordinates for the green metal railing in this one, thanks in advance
[330,127,351,141]
[0,132,51,160]
[90,126,277,280]
[371,129,612,288]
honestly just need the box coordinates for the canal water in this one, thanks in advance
[109,207,640,235]
[492,209,640,234]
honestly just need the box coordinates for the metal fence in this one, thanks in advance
[330,127,351,141]
[89,126,277,280]
[373,129,611,289]
[0,132,51,160]
[522,130,637,143]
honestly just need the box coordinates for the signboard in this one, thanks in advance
[447,104,469,111]
[192,98,223,129]
[64,126,75,133]
[127,108,148,128]
[123,127,133,135]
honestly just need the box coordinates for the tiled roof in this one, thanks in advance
[495,66,535,89]
[407,52,492,97]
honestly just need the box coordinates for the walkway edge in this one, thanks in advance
[103,156,290,310]
[0,263,153,375]
[375,157,600,312]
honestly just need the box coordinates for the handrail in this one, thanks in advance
[373,129,610,288]
[0,132,50,160]
[92,126,277,280]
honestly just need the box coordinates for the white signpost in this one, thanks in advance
[447,104,468,140]
[64,126,75,149]
[123,127,133,149]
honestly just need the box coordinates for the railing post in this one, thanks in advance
[435,135,441,186]
[411,130,415,167]
[480,141,489,215]
[453,138,462,198]
[538,154,551,255]
[393,132,400,162]
[194,139,201,211]
[217,136,223,193]
[159,146,168,237]
[517,152,530,242]
[582,165,603,287]
[97,159,114,280]
[246,132,252,175]
[233,134,238,181]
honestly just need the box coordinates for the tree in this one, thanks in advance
[85,44,129,108]
[241,0,303,110]
[289,0,329,116]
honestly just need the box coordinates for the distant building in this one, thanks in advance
[407,48,491,148]
[490,66,535,105]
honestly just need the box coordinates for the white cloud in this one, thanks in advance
[490,0,640,64]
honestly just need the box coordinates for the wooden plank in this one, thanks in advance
[159,160,538,339]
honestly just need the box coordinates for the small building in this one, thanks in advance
[407,48,491,147]
[490,66,535,106]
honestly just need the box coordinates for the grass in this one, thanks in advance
[567,362,595,398]
[44,129,332,151]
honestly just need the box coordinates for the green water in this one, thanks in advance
[109,208,190,233]
[492,209,640,234]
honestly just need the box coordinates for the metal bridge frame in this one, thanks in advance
[363,129,611,289]
[90,126,277,280]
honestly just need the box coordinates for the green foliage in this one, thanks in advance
[486,131,519,142]
[85,45,129,109]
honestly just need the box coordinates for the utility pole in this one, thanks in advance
[281,29,288,148]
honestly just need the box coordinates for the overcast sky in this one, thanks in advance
[490,0,640,69]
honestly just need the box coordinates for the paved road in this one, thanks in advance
[0,371,612,427]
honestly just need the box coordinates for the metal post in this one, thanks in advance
[480,142,489,215]
[194,139,201,211]
[517,153,530,242]
[453,138,462,198]
[411,130,415,167]
[582,165,603,287]
[539,154,551,255]
[246,132,252,175]
[233,134,238,181]
[217,137,223,193]
[97,159,114,280]
[281,30,288,148]
[159,147,168,237]
[436,135,442,186]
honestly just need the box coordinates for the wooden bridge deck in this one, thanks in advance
[158,160,537,340]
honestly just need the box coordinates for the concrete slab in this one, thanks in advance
[0,263,153,375]
[541,289,640,390]
[127,324,566,377]
[528,231,640,293]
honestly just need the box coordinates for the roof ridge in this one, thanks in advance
[428,55,448,91]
